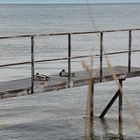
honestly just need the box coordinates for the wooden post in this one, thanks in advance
[31,36,35,94]
[128,30,132,75]
[118,118,123,140]
[99,79,124,118]
[89,79,94,120]
[85,79,94,139]
[99,89,119,118]
[68,34,71,88]
[119,79,123,122]
[100,32,103,82]
[118,80,123,139]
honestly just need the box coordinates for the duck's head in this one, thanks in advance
[62,69,65,72]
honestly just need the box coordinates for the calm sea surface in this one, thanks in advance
[0,3,140,139]
[0,3,140,35]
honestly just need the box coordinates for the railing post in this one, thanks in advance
[68,34,71,88]
[128,30,132,75]
[100,32,103,82]
[31,36,35,94]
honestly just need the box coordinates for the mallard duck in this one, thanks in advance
[59,69,75,77]
[34,73,49,81]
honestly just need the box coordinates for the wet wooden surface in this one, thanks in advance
[0,66,140,98]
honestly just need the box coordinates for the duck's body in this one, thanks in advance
[34,73,49,81]
[59,69,75,77]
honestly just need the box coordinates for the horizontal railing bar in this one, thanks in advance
[0,61,31,67]
[71,49,140,59]
[104,50,128,56]
[71,55,91,59]
[0,34,50,40]
[1,28,140,39]
[0,57,69,68]
[35,57,68,63]
[72,28,140,35]
[0,35,32,39]
[131,49,140,53]
[103,49,140,56]
[42,49,140,60]
[49,28,140,36]
[1,49,140,68]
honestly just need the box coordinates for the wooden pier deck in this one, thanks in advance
[0,66,140,98]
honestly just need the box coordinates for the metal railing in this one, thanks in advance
[0,28,140,93]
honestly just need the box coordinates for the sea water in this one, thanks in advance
[0,3,140,139]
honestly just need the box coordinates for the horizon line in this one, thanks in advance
[0,2,140,4]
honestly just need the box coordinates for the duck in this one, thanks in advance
[34,73,49,81]
[59,69,75,77]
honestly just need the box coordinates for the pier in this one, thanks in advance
[0,28,140,118]
[0,28,140,96]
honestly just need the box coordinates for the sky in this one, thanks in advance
[0,0,139,3]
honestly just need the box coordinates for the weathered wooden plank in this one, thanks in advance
[0,78,31,93]
[0,66,140,98]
